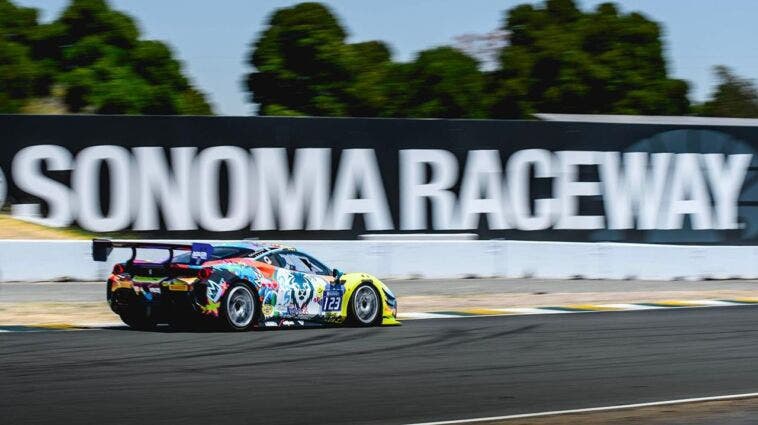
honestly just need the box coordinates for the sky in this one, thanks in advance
[16,0,758,116]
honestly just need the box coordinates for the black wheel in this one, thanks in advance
[348,284,382,327]
[220,282,258,331]
[119,304,157,331]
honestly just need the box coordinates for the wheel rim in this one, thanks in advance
[226,286,255,328]
[354,286,379,324]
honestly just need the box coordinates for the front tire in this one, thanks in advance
[220,282,258,331]
[348,284,382,327]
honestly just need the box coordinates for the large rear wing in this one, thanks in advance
[92,239,214,266]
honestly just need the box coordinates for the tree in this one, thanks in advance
[0,0,46,112]
[698,66,758,118]
[491,0,689,118]
[393,47,488,118]
[246,2,353,116]
[48,0,213,114]
[245,2,489,118]
[342,40,394,116]
[0,0,212,115]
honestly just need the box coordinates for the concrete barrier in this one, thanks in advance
[0,239,756,282]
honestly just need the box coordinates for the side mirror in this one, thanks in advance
[332,268,343,280]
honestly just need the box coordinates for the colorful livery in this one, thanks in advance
[93,239,399,331]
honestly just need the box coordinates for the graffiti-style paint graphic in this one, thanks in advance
[103,241,400,330]
[200,300,221,317]
[206,278,228,303]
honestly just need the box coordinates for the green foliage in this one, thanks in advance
[0,0,212,115]
[246,0,691,119]
[343,41,393,116]
[396,47,487,118]
[491,0,689,118]
[0,0,45,112]
[246,2,352,116]
[698,66,758,118]
[245,2,488,118]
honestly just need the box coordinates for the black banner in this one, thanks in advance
[0,115,756,243]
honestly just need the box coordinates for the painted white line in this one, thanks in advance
[601,303,666,310]
[501,307,565,315]
[405,392,758,425]
[687,300,743,307]
[400,312,462,320]
[399,302,757,321]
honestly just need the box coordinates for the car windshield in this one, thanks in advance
[171,246,248,264]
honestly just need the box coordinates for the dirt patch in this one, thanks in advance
[0,302,114,325]
[0,214,92,239]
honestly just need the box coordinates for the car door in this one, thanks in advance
[272,252,331,321]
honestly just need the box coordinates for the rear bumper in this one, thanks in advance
[108,278,207,322]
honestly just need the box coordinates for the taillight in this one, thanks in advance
[112,264,125,275]
[197,268,213,280]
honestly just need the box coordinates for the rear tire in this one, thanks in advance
[220,282,258,331]
[168,313,199,331]
[119,305,157,331]
[347,284,382,327]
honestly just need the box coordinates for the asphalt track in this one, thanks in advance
[1,306,757,425]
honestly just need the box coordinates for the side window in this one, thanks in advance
[256,254,282,267]
[277,253,311,273]
[276,252,330,276]
[298,253,330,276]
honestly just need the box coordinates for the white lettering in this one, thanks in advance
[555,151,603,230]
[600,152,673,230]
[457,150,509,229]
[399,149,458,230]
[507,149,555,231]
[73,145,132,232]
[11,145,73,227]
[330,149,393,231]
[664,154,712,230]
[133,147,197,231]
[194,146,249,231]
[252,148,330,231]
[703,154,752,229]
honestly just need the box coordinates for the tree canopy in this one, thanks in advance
[0,0,212,114]
[490,0,689,117]
[245,0,698,119]
[4,0,754,118]
[0,0,46,112]
[245,3,491,118]
[698,66,758,118]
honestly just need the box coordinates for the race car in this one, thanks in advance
[92,239,399,331]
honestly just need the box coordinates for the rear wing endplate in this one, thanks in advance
[92,239,214,265]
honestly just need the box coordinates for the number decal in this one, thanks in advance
[323,290,343,312]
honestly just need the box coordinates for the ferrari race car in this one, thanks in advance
[93,239,399,331]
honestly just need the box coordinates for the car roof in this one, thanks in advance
[212,241,295,256]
